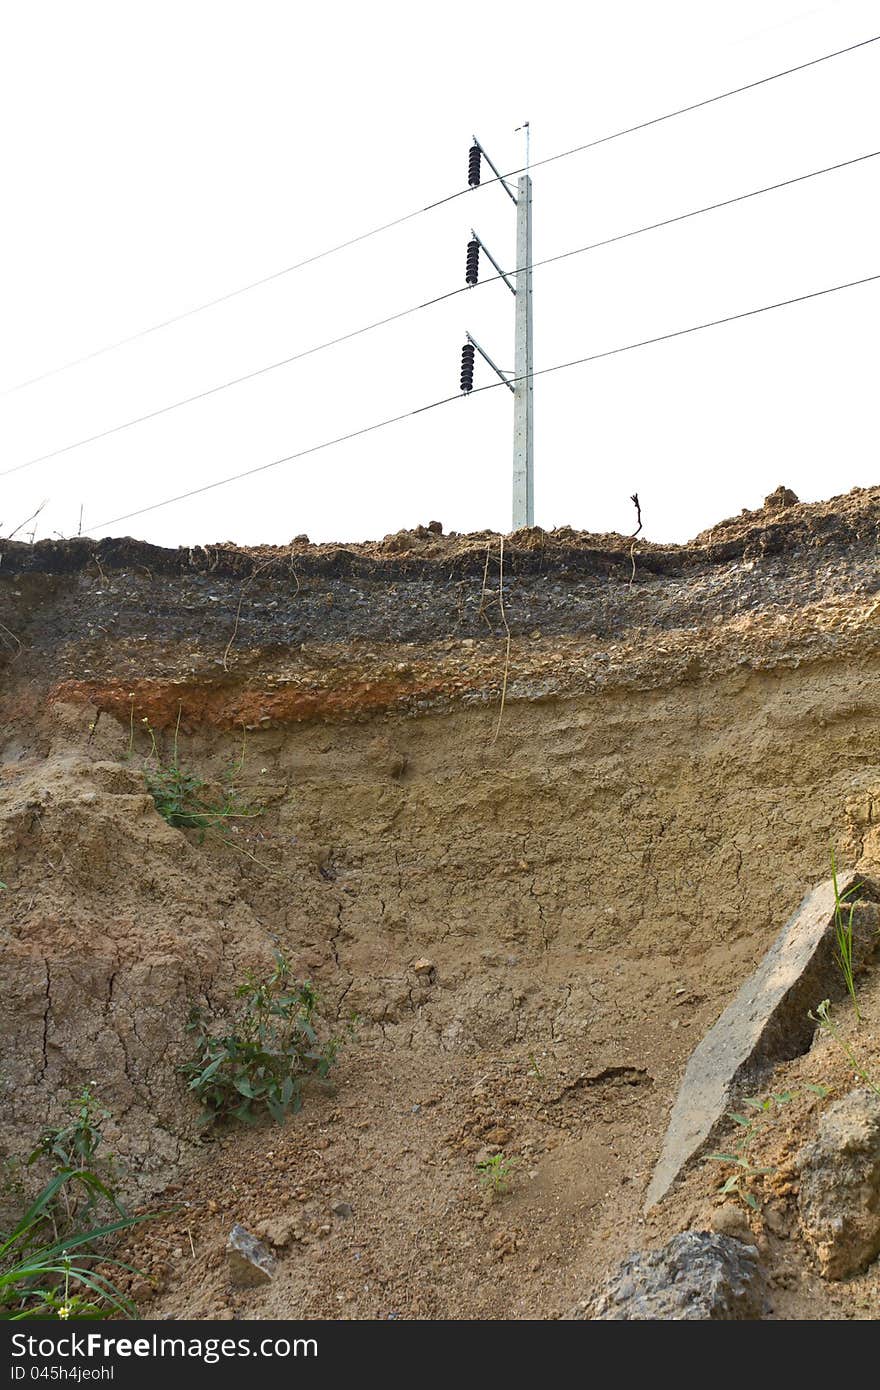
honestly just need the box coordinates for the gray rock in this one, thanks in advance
[331,1201,354,1220]
[797,1087,880,1279]
[645,874,879,1209]
[588,1231,766,1320]
[226,1224,276,1287]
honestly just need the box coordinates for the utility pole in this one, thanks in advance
[460,129,534,530]
[512,172,533,528]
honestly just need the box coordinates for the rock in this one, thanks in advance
[587,1232,766,1320]
[413,958,436,982]
[797,1087,880,1279]
[225,1224,276,1287]
[645,873,879,1209]
[427,520,443,534]
[331,1201,354,1220]
[709,1203,754,1243]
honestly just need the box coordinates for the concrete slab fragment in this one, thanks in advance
[645,872,879,1210]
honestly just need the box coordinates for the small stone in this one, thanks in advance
[226,1224,276,1287]
[413,958,436,982]
[332,1201,354,1220]
[709,1203,753,1243]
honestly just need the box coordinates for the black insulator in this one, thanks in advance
[468,145,482,187]
[460,342,475,393]
[465,238,480,286]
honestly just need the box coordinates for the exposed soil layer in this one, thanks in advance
[2,485,880,1319]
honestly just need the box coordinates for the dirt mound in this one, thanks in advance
[0,714,276,1191]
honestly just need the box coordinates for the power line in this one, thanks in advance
[88,269,880,534]
[506,148,880,280]
[0,285,466,478]
[507,32,880,183]
[5,147,877,481]
[5,31,877,396]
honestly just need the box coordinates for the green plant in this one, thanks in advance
[830,850,863,1021]
[27,1088,120,1233]
[810,999,880,1097]
[476,1151,517,1197]
[181,954,345,1126]
[1,1091,156,1322]
[706,1087,827,1210]
[0,1173,146,1321]
[140,708,260,838]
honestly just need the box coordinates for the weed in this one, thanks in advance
[2,1094,154,1321]
[809,999,880,1097]
[27,1088,120,1233]
[706,1088,826,1210]
[181,954,346,1126]
[0,1174,146,1321]
[476,1152,517,1197]
[830,850,862,1021]
[134,707,261,838]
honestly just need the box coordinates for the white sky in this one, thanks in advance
[1,0,878,548]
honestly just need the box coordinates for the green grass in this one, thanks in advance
[0,1172,146,1320]
[830,849,862,1022]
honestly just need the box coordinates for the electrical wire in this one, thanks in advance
[5,147,877,482]
[5,31,877,396]
[87,269,880,534]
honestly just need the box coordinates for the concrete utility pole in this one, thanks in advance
[512,172,533,529]
[461,127,534,528]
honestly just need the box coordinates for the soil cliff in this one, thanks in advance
[2,484,880,1319]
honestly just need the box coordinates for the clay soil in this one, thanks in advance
[2,484,880,1320]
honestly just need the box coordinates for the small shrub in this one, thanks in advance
[181,955,344,1126]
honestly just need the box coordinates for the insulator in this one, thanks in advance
[468,145,482,187]
[460,342,475,393]
[465,239,480,286]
